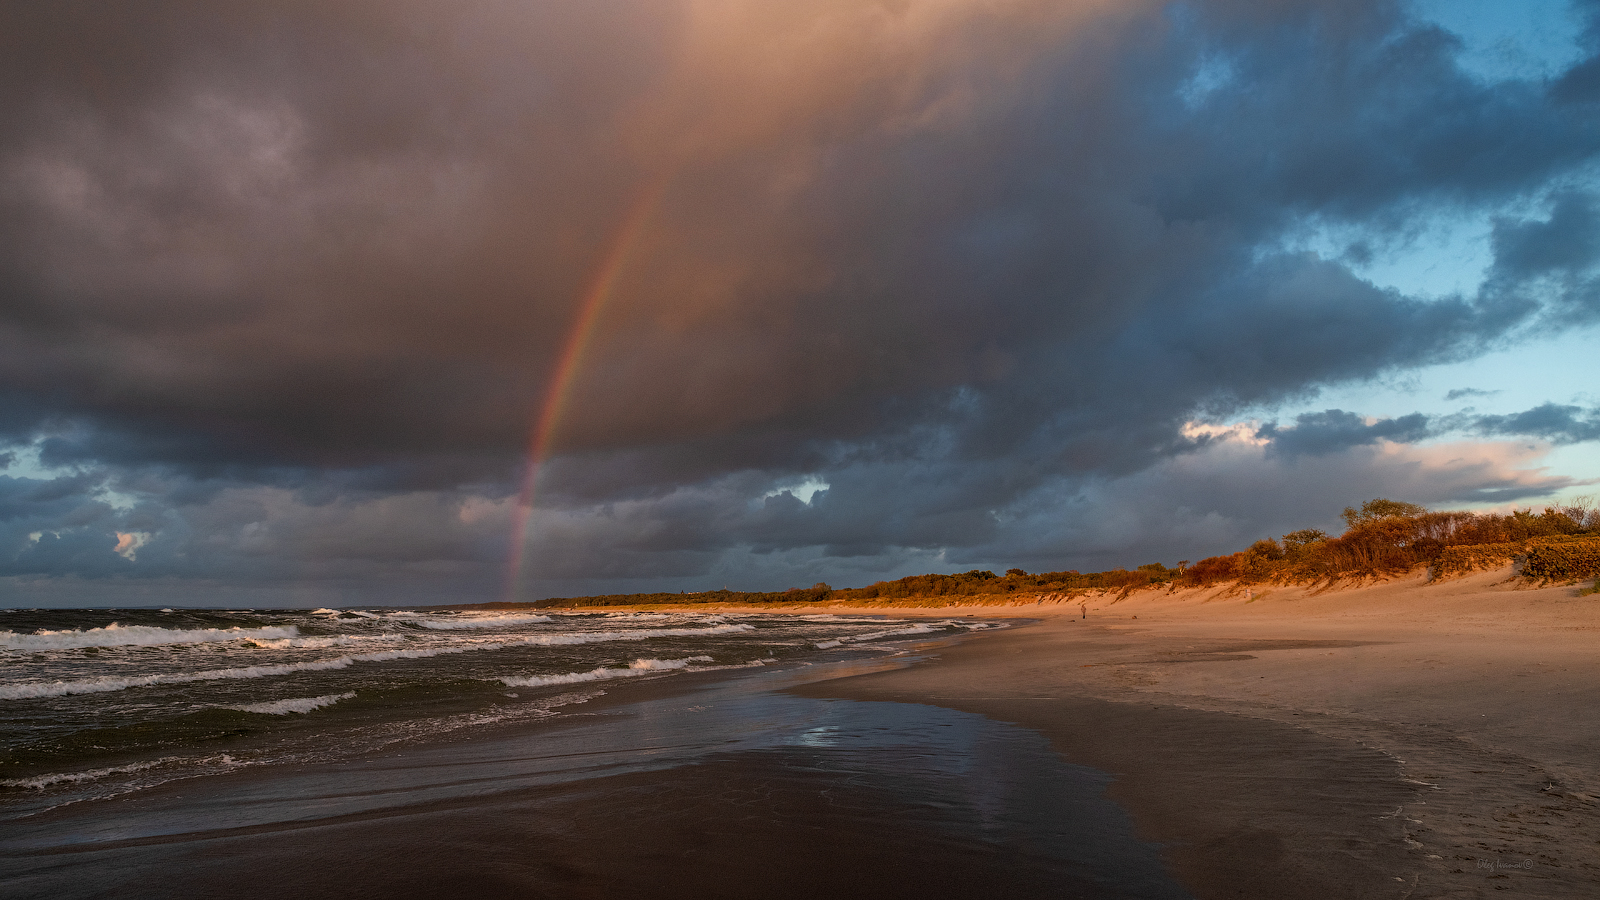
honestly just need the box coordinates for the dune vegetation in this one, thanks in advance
[531,498,1600,608]
[1176,498,1600,586]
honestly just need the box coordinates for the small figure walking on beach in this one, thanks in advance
[1080,603,1086,619]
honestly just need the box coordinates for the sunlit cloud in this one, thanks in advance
[113,531,150,561]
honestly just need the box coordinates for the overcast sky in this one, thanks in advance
[2,0,1598,607]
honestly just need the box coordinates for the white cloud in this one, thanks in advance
[113,531,151,561]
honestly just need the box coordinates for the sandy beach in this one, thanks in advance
[782,567,1600,898]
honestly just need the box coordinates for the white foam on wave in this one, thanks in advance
[229,692,356,716]
[0,622,299,651]
[500,656,713,688]
[0,759,168,791]
[250,635,381,651]
[797,614,879,622]
[0,753,254,813]
[849,623,940,641]
[1,623,756,700]
[415,613,554,630]
[513,622,753,647]
[813,621,974,649]
[0,644,488,700]
[0,655,361,700]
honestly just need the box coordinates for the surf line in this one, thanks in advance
[504,178,669,601]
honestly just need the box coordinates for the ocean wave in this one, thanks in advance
[0,753,253,808]
[812,621,972,649]
[0,656,362,700]
[1,623,755,700]
[415,613,554,630]
[229,692,356,716]
[499,656,713,688]
[250,635,380,651]
[0,759,168,791]
[848,623,941,641]
[797,614,881,622]
[512,622,753,646]
[0,645,492,700]
[0,622,299,651]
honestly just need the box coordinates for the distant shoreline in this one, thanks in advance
[456,561,1594,617]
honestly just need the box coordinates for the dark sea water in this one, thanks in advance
[0,608,1191,899]
[0,607,993,812]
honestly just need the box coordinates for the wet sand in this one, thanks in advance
[4,750,1173,900]
[789,566,1600,898]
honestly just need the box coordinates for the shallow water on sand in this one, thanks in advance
[1,655,1192,899]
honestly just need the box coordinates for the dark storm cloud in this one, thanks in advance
[0,470,514,603]
[0,0,666,471]
[1474,403,1600,445]
[1256,409,1432,457]
[1251,402,1600,459]
[0,472,107,523]
[1553,0,1600,104]
[3,0,1599,600]
[1491,192,1600,278]
[0,472,125,579]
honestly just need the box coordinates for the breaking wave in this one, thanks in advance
[1,759,171,791]
[230,692,356,716]
[813,623,937,648]
[0,647,472,700]
[0,623,755,700]
[511,623,753,646]
[0,623,299,651]
[500,656,713,688]
[809,621,993,649]
[414,613,554,630]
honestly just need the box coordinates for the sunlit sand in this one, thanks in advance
[697,566,1600,896]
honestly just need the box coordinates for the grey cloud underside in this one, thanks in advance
[1256,409,1432,457]
[1473,402,1600,444]
[2,0,1599,597]
[1252,402,1600,457]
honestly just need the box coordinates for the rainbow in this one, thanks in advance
[504,178,669,600]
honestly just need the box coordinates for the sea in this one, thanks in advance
[0,607,1192,899]
[0,606,993,810]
